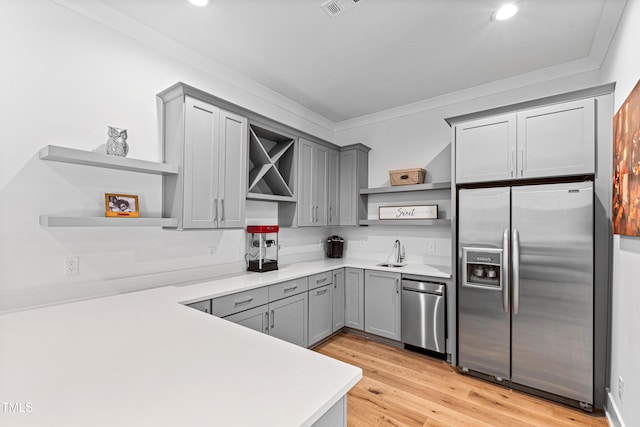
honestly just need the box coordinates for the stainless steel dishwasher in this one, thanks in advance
[401,275,446,354]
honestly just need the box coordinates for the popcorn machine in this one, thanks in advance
[246,225,279,273]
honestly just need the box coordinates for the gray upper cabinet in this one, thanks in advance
[332,268,345,332]
[218,110,249,228]
[455,98,595,184]
[455,113,516,183]
[298,138,328,226]
[339,145,370,226]
[517,99,595,179]
[308,284,333,346]
[364,270,401,341]
[344,268,364,331]
[160,88,247,229]
[327,149,340,226]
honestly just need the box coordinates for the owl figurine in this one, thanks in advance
[106,126,129,157]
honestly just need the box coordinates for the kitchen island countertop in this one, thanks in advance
[0,258,448,426]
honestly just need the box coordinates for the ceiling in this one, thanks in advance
[96,0,625,123]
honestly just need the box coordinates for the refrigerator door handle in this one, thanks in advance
[502,228,510,313]
[512,228,520,315]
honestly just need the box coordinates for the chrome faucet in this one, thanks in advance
[394,239,405,264]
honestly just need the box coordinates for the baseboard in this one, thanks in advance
[605,390,625,427]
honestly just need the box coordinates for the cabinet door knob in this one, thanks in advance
[220,199,225,222]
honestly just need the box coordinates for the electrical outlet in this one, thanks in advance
[359,239,366,248]
[64,256,79,276]
[207,246,217,259]
[427,241,436,253]
[618,376,624,402]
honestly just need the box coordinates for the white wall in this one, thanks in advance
[600,0,640,424]
[0,0,330,311]
[334,70,605,270]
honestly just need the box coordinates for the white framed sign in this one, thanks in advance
[379,205,438,220]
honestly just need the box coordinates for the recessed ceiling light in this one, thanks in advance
[189,0,209,6]
[493,3,518,21]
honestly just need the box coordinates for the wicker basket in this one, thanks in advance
[389,168,426,186]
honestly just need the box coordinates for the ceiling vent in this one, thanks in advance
[321,0,363,18]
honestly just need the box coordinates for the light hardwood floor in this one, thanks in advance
[314,332,609,427]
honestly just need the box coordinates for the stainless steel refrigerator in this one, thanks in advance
[457,181,593,408]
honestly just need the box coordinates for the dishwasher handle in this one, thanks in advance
[401,280,444,296]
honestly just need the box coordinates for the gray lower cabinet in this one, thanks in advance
[308,284,334,346]
[364,270,402,341]
[312,396,346,427]
[186,299,211,314]
[160,86,248,230]
[212,287,269,318]
[344,268,364,331]
[332,268,345,332]
[213,284,307,347]
[268,292,308,347]
[223,305,268,334]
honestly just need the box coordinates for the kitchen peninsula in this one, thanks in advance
[0,259,450,427]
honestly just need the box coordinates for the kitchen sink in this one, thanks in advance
[376,263,407,268]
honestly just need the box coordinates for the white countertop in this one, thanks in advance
[0,258,449,426]
[177,258,451,305]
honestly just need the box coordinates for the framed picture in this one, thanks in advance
[613,78,640,236]
[105,193,139,218]
[379,205,438,220]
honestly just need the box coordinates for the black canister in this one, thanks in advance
[326,235,344,258]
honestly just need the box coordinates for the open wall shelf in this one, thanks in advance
[39,145,178,175]
[359,182,451,195]
[40,216,178,227]
[247,124,296,201]
[38,145,178,228]
[359,182,452,227]
[360,219,451,226]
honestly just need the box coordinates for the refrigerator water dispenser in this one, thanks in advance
[462,247,502,290]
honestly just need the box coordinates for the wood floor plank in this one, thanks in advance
[314,332,609,427]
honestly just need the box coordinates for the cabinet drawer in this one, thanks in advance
[269,277,309,302]
[309,271,333,290]
[186,299,211,314]
[212,287,269,317]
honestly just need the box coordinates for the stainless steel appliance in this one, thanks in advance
[457,181,594,410]
[401,275,446,354]
[325,235,344,258]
